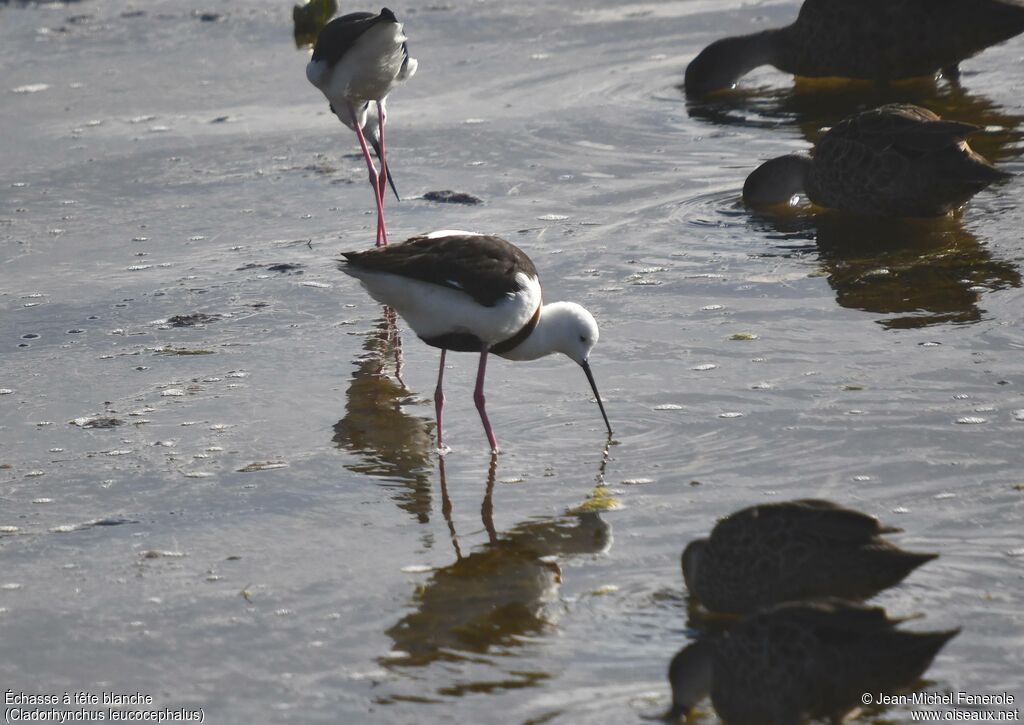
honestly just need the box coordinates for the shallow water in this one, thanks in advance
[1,0,1023,723]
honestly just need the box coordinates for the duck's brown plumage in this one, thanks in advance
[685,0,1024,95]
[668,599,959,725]
[743,104,1010,217]
[810,105,1009,216]
[777,0,1024,81]
[682,498,937,614]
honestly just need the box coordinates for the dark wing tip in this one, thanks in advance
[380,7,398,22]
[982,163,1015,182]
[947,120,985,138]
[339,250,364,266]
[939,627,962,643]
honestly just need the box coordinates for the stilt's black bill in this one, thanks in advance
[581,361,612,435]
[370,136,401,201]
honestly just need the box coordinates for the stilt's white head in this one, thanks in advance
[529,301,611,435]
[545,301,600,365]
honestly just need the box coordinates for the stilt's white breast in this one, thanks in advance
[345,268,541,347]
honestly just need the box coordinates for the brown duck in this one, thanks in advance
[742,104,1010,217]
[685,0,1024,95]
[667,599,959,724]
[682,499,937,615]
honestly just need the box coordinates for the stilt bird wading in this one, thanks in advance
[340,231,612,453]
[306,8,417,246]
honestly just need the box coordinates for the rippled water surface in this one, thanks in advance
[2,0,1023,722]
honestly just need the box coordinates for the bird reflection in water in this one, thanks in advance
[684,76,1024,164]
[378,449,613,698]
[666,599,958,725]
[332,310,436,522]
[752,211,1021,328]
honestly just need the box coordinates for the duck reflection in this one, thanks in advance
[332,311,435,522]
[751,210,1021,328]
[667,599,959,724]
[686,78,1023,162]
[382,457,611,676]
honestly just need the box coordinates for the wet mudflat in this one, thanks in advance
[1,0,1023,723]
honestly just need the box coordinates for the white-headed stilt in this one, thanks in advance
[340,230,612,453]
[306,8,417,246]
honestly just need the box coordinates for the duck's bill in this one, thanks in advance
[370,136,401,202]
[581,361,612,435]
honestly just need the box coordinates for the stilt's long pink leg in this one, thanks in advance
[434,349,447,451]
[348,104,388,247]
[376,101,388,209]
[473,347,499,454]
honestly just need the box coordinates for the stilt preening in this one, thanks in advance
[306,8,418,246]
[340,230,612,453]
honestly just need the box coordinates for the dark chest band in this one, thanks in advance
[420,305,541,354]
[490,304,541,354]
